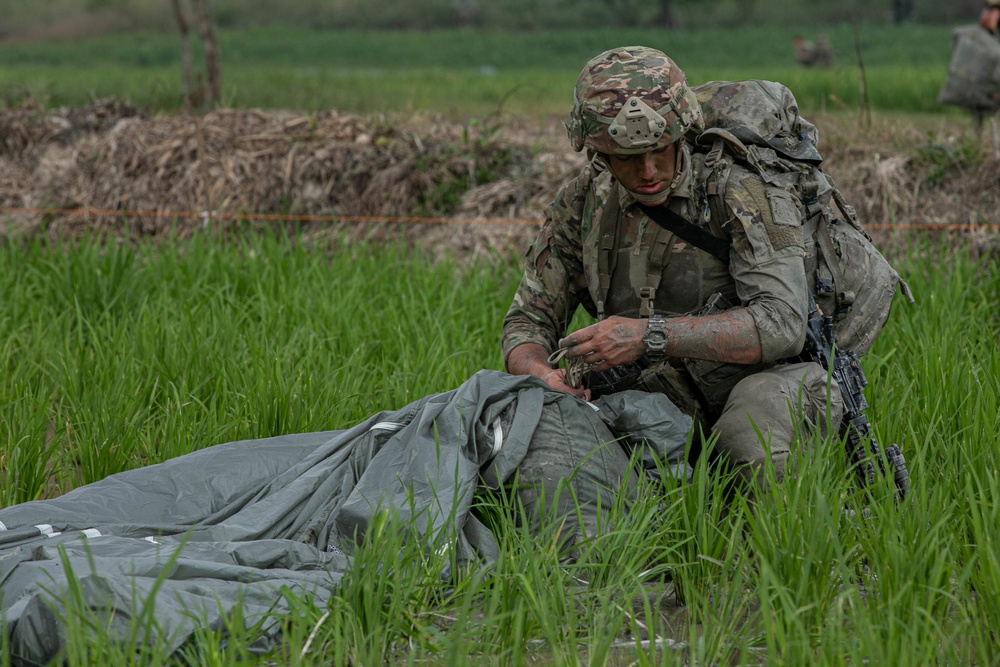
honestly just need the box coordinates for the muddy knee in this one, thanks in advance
[710,363,840,484]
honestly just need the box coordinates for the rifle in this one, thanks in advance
[801,294,910,501]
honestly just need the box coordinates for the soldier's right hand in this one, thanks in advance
[540,367,592,401]
[507,343,592,400]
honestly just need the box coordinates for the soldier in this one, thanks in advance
[940,0,1000,146]
[813,34,835,68]
[793,34,834,68]
[977,0,1000,152]
[501,46,847,488]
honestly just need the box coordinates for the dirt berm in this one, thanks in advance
[1,98,998,260]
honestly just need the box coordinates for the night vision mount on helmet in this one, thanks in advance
[565,46,704,156]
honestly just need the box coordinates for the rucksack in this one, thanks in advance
[938,26,1000,113]
[689,79,912,355]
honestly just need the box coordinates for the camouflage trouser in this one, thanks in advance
[710,361,844,486]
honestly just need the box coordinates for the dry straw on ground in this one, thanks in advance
[1,98,998,260]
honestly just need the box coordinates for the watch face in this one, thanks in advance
[644,318,668,354]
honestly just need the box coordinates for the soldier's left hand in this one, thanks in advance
[557,316,647,371]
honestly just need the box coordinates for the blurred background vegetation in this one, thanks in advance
[0,25,969,118]
[0,1,987,121]
[0,0,987,37]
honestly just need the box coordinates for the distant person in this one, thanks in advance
[793,34,834,68]
[981,0,1000,36]
[939,0,1000,141]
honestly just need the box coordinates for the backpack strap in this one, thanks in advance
[696,136,737,231]
[636,226,674,317]
[813,215,856,318]
[639,203,731,264]
[595,184,622,320]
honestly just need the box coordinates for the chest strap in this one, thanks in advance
[638,203,731,264]
[595,185,621,320]
[637,228,673,317]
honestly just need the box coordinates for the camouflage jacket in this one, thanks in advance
[502,143,809,380]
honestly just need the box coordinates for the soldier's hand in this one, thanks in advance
[557,316,646,372]
[540,366,591,400]
[506,343,592,400]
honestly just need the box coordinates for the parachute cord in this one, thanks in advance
[546,348,592,390]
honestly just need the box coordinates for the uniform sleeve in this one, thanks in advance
[721,170,809,362]
[501,172,592,367]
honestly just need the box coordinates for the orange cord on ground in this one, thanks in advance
[3,206,1000,231]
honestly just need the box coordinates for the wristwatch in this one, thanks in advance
[642,314,669,359]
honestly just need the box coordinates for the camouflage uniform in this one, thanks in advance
[502,47,843,484]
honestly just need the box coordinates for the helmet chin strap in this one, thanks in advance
[627,188,671,205]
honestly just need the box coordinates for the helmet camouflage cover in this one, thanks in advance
[565,46,704,155]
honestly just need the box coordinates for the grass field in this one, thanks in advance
[2,20,998,665]
[0,25,972,118]
[1,231,998,664]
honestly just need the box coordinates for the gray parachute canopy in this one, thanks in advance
[0,370,691,664]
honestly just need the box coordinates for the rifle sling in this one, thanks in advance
[639,204,731,264]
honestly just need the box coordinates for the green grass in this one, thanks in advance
[0,25,972,117]
[0,25,958,69]
[0,230,515,500]
[1,229,998,664]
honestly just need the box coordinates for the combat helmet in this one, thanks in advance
[565,46,703,155]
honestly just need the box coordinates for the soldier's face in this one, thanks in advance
[604,143,679,206]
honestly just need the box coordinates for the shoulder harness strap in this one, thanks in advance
[595,184,622,320]
[639,203,731,264]
[637,228,673,317]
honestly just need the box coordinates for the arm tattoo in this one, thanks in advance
[668,309,763,365]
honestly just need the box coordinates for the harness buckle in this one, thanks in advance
[638,286,656,317]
